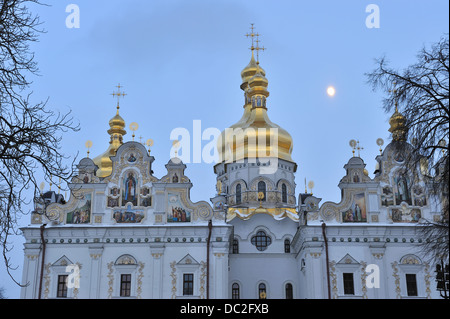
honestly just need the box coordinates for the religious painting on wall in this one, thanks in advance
[122,171,138,206]
[140,187,152,207]
[66,194,91,224]
[342,193,367,222]
[394,173,412,205]
[113,206,144,223]
[167,193,191,223]
[381,186,394,206]
[141,196,152,207]
[127,152,137,163]
[413,185,427,207]
[107,197,119,208]
[391,208,421,223]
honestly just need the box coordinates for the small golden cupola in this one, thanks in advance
[217,28,295,166]
[93,85,127,178]
[388,104,408,142]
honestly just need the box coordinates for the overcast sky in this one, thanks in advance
[1,0,448,298]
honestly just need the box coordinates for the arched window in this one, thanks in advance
[251,231,272,251]
[284,239,291,253]
[232,283,240,299]
[258,283,267,299]
[282,183,287,203]
[258,181,266,201]
[232,238,239,254]
[285,283,293,299]
[236,184,242,204]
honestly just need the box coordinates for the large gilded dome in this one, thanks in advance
[217,52,295,165]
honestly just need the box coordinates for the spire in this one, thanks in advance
[388,82,408,142]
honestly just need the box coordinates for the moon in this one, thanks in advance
[327,86,336,97]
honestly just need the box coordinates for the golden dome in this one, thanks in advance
[388,105,408,142]
[93,106,127,178]
[217,55,295,166]
[240,51,266,90]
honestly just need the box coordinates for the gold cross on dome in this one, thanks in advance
[356,140,364,157]
[111,83,127,109]
[245,23,259,50]
[254,35,266,63]
[389,81,399,110]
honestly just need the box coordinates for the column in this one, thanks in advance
[212,242,229,299]
[89,245,104,299]
[150,243,165,298]
[21,247,41,299]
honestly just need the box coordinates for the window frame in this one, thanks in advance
[282,183,287,203]
[56,274,68,298]
[343,273,355,295]
[183,273,194,296]
[251,230,272,251]
[232,283,240,299]
[120,274,132,297]
[236,184,242,205]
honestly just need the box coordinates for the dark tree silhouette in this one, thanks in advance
[0,0,79,286]
[366,35,449,265]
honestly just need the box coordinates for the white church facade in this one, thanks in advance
[20,35,445,299]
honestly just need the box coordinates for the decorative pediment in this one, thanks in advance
[115,254,137,265]
[177,254,199,266]
[400,254,422,265]
[106,141,157,185]
[337,254,359,265]
[52,255,73,267]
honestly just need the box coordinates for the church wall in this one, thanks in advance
[21,224,232,299]
[229,214,299,299]
[295,225,440,299]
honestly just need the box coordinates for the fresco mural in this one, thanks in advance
[167,193,191,222]
[342,193,367,222]
[391,208,421,223]
[66,194,91,224]
[113,206,144,223]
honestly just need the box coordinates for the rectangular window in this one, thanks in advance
[406,274,418,296]
[120,274,132,297]
[183,273,194,296]
[57,275,68,298]
[343,273,355,295]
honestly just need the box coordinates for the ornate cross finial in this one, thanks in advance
[111,83,127,110]
[349,140,364,157]
[389,81,399,111]
[356,140,364,157]
[245,23,259,50]
[254,34,266,64]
